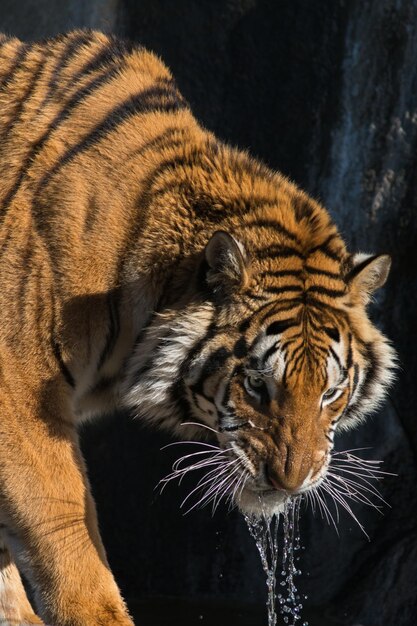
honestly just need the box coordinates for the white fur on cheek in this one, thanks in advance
[122,304,214,435]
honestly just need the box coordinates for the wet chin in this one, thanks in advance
[237,487,287,518]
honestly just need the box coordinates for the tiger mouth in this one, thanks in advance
[237,484,288,517]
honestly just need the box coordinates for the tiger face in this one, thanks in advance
[180,231,396,516]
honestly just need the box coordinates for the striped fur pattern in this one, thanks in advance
[0,30,395,625]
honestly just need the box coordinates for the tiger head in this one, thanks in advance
[176,230,396,517]
[125,226,396,518]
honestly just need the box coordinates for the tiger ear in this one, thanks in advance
[204,230,249,293]
[346,253,391,304]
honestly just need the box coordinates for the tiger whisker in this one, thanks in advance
[326,474,387,511]
[199,463,242,507]
[316,485,340,535]
[329,457,392,498]
[172,447,233,471]
[161,447,232,477]
[211,471,245,515]
[330,464,389,481]
[181,421,221,435]
[326,477,381,508]
[321,479,369,539]
[311,487,325,521]
[183,464,243,515]
[328,469,388,501]
[196,462,245,510]
[332,447,373,457]
[231,469,249,504]
[227,470,250,513]
[158,456,230,493]
[315,486,339,534]
[331,457,392,474]
[217,465,248,510]
[212,470,243,514]
[333,452,395,474]
[161,440,222,451]
[180,459,240,510]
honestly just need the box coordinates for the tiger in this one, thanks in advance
[0,29,395,626]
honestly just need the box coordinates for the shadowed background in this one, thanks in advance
[1,1,416,625]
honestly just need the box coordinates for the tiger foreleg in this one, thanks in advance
[0,400,134,626]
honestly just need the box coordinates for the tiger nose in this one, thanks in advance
[265,453,311,493]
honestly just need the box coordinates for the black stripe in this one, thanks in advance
[238,299,302,335]
[1,66,118,212]
[68,36,137,88]
[233,337,248,358]
[263,285,303,296]
[346,333,353,369]
[309,234,342,261]
[329,346,341,369]
[261,343,279,365]
[247,291,270,302]
[16,232,34,327]
[91,375,117,393]
[323,326,340,342]
[125,126,188,162]
[245,219,301,245]
[97,292,121,370]
[305,296,348,318]
[49,289,75,388]
[190,347,231,396]
[133,339,167,380]
[292,194,314,221]
[238,317,252,333]
[257,245,304,260]
[35,84,188,198]
[171,381,197,427]
[307,314,327,335]
[260,269,303,279]
[305,265,342,279]
[45,31,94,100]
[140,149,207,192]
[52,341,75,388]
[307,285,346,298]
[0,219,13,252]
[284,348,305,381]
[279,335,299,353]
[220,376,233,407]
[178,321,217,379]
[352,363,360,394]
[259,299,303,324]
[0,43,28,88]
[266,319,298,336]
[309,340,329,357]
[0,52,46,143]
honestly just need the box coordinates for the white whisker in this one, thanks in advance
[181,421,220,435]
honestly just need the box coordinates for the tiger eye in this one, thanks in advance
[248,375,264,390]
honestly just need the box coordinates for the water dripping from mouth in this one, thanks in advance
[244,497,307,626]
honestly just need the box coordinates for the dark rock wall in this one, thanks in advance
[1,1,416,624]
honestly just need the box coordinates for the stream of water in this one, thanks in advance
[244,498,308,626]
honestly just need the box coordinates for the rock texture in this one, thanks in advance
[1,1,416,625]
